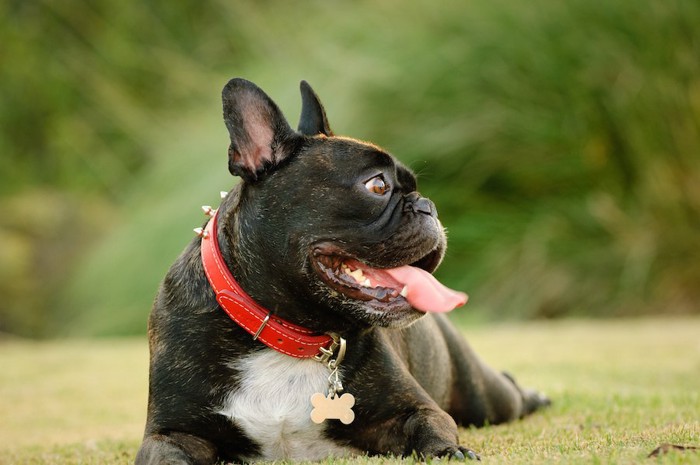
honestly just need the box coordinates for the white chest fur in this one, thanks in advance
[217,350,357,461]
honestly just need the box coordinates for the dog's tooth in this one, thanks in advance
[220,191,228,199]
[363,278,371,287]
[400,286,408,298]
[349,269,364,282]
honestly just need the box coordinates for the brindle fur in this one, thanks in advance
[136,79,549,464]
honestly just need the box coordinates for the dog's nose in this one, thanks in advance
[404,193,435,216]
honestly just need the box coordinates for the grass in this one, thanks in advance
[1,317,698,464]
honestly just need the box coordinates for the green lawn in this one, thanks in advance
[1,318,698,464]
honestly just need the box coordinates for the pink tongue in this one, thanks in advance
[385,265,468,313]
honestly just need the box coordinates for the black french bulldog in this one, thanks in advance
[136,78,549,465]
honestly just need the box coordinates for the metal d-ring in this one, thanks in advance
[328,333,347,370]
[328,333,346,369]
[314,332,347,369]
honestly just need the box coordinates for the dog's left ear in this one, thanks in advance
[222,78,296,182]
[298,81,333,136]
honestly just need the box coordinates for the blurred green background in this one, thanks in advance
[1,0,699,338]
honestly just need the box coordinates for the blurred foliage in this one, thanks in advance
[1,0,698,336]
[354,0,700,319]
[0,0,249,197]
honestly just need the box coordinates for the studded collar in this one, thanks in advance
[198,205,342,362]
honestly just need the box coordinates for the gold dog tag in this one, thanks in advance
[310,392,355,425]
[310,334,354,424]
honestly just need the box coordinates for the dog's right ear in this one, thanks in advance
[222,78,296,182]
[298,81,333,136]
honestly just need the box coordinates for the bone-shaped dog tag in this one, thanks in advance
[310,392,355,425]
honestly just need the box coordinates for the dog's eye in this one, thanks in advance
[364,176,389,196]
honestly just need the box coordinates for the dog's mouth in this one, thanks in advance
[311,245,467,314]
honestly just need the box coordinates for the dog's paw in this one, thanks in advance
[431,445,480,461]
[523,389,552,413]
[522,387,551,415]
[452,447,480,461]
[502,371,551,416]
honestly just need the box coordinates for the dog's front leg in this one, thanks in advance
[340,381,479,460]
[135,432,218,465]
[331,334,480,460]
[401,405,480,460]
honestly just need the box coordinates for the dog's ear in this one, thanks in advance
[222,78,296,182]
[297,81,333,136]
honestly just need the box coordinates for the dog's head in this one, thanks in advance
[218,79,465,331]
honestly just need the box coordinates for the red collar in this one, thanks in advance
[199,207,336,360]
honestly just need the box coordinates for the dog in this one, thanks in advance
[136,78,549,464]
